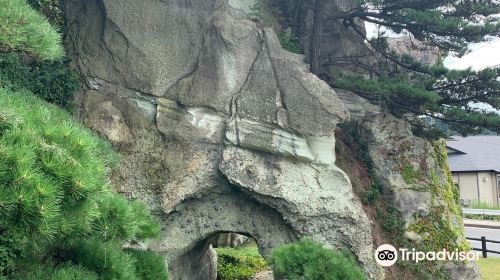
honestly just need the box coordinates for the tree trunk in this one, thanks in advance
[310,0,323,75]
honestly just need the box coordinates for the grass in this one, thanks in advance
[464,200,500,221]
[215,245,269,280]
[469,200,500,210]
[477,257,500,280]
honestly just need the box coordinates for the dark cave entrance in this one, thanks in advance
[174,231,271,280]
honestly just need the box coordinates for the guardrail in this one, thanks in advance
[463,208,500,216]
[466,236,500,258]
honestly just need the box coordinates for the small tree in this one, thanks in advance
[270,238,366,280]
[0,88,169,279]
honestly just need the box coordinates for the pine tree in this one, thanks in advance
[0,88,168,280]
[276,0,500,138]
[0,1,169,279]
[331,0,500,138]
[0,0,63,60]
[270,238,366,280]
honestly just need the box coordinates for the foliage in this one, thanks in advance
[464,200,500,221]
[339,121,382,204]
[405,142,468,252]
[278,32,303,54]
[334,67,500,138]
[126,248,170,280]
[342,1,500,55]
[464,214,500,221]
[0,53,79,108]
[248,3,261,21]
[216,246,268,280]
[363,182,382,204]
[469,199,500,210]
[339,123,467,279]
[274,0,500,137]
[401,162,423,185]
[269,238,366,280]
[331,0,500,137]
[0,88,166,279]
[0,0,63,60]
[23,264,98,280]
[27,0,63,27]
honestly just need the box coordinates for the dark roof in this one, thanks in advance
[447,136,500,173]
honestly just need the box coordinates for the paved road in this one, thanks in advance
[465,227,500,257]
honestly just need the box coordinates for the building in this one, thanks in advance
[447,136,500,207]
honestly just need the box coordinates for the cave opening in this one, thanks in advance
[173,231,272,280]
[212,232,272,280]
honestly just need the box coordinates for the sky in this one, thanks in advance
[443,38,500,71]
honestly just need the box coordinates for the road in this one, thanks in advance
[465,227,500,257]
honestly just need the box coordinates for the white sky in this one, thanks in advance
[443,38,500,70]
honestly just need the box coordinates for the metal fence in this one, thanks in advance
[463,209,500,216]
[466,236,500,258]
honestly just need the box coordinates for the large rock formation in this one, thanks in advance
[337,89,480,279]
[65,0,382,279]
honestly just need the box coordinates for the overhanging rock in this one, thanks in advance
[65,0,382,279]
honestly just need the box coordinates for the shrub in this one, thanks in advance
[278,32,303,54]
[363,182,382,204]
[0,0,63,60]
[216,246,269,280]
[0,53,79,108]
[126,248,170,280]
[269,238,366,280]
[66,239,140,280]
[27,0,63,27]
[0,88,166,279]
[24,264,98,280]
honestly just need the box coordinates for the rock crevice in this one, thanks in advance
[66,0,382,279]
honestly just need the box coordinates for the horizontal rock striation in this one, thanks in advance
[66,0,382,279]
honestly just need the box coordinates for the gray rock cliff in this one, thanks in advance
[66,0,382,279]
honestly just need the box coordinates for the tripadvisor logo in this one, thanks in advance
[374,244,479,267]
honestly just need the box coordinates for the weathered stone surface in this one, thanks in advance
[443,261,481,280]
[214,233,250,248]
[387,36,439,66]
[253,270,274,280]
[66,0,379,279]
[337,89,479,279]
[335,89,381,121]
[225,117,337,165]
[151,193,296,277]
[284,0,371,76]
[219,145,378,276]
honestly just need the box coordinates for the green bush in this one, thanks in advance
[216,246,269,280]
[0,53,79,108]
[0,0,63,60]
[363,183,382,204]
[24,264,98,280]
[0,88,166,279]
[27,0,63,27]
[270,238,366,280]
[126,248,170,280]
[67,239,140,280]
[278,32,303,54]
